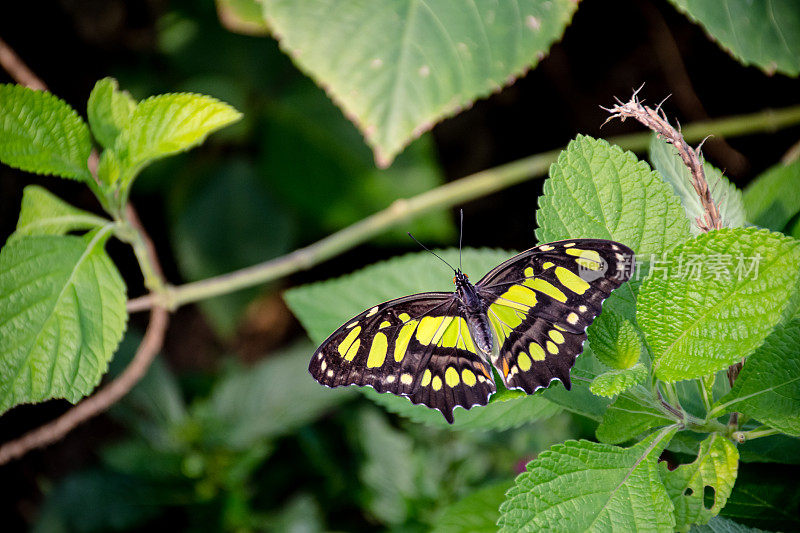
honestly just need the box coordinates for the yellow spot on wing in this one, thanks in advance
[421,369,432,387]
[462,368,477,386]
[345,339,361,361]
[367,332,388,368]
[546,341,558,354]
[529,342,545,361]
[338,326,361,357]
[379,321,391,329]
[524,266,534,277]
[567,312,579,325]
[579,305,588,313]
[416,316,453,345]
[523,278,567,302]
[555,266,590,294]
[445,367,460,387]
[432,375,443,391]
[398,312,411,322]
[496,284,537,311]
[346,321,358,329]
[549,330,565,344]
[400,373,413,385]
[566,248,602,262]
[395,320,418,362]
[542,261,554,269]
[440,317,475,352]
[518,351,532,371]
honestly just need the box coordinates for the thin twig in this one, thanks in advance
[125,102,800,313]
[603,89,724,232]
[0,37,170,464]
[0,307,168,465]
[0,37,47,91]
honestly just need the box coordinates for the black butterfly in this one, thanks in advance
[309,239,634,422]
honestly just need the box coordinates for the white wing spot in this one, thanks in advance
[386,375,396,383]
[366,306,379,317]
[326,369,334,378]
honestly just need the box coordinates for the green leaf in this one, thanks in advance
[743,158,800,232]
[649,135,745,235]
[638,228,800,382]
[260,79,453,243]
[498,427,678,532]
[661,433,739,531]
[691,516,769,533]
[169,159,293,337]
[713,318,800,435]
[11,185,108,241]
[96,148,122,186]
[115,92,242,185]
[87,77,137,150]
[588,311,642,369]
[0,84,92,181]
[537,135,692,257]
[590,363,647,398]
[203,342,353,449]
[261,0,579,167]
[595,392,674,444]
[366,386,561,430]
[719,463,800,530]
[433,480,514,533]
[0,231,127,412]
[668,0,800,76]
[536,135,692,319]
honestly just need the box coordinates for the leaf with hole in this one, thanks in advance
[660,433,739,531]
[0,230,127,412]
[0,84,92,181]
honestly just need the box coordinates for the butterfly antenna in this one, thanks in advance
[407,232,457,273]
[458,209,464,272]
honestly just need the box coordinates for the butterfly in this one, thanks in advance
[309,238,635,422]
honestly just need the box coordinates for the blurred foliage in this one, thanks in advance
[34,331,578,532]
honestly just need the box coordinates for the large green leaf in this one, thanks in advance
[669,0,800,76]
[0,230,127,412]
[114,92,242,185]
[169,159,293,337]
[587,311,642,369]
[660,433,739,531]
[595,392,674,444]
[498,427,678,532]
[261,0,578,166]
[87,77,137,151]
[260,79,453,242]
[742,158,800,232]
[649,135,745,235]
[0,84,92,181]
[202,342,353,448]
[713,319,800,435]
[11,185,108,241]
[432,480,514,533]
[638,228,800,382]
[536,135,692,320]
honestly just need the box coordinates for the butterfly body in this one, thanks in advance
[310,239,634,423]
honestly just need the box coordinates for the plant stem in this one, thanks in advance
[697,379,713,413]
[732,426,780,442]
[127,103,800,312]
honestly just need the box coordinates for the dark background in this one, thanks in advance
[1,0,799,530]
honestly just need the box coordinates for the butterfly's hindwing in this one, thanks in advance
[310,294,497,422]
[477,239,634,393]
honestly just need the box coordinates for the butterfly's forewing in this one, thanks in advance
[310,293,497,422]
[476,239,635,393]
